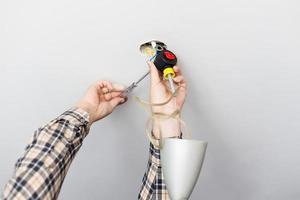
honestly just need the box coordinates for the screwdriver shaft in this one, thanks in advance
[167,74,176,94]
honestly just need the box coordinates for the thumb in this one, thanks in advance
[112,83,126,92]
[147,61,161,84]
[110,97,125,108]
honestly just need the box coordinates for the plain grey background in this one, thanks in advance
[1,0,300,199]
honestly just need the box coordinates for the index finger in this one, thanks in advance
[173,66,183,76]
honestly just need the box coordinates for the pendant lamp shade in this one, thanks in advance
[160,138,207,200]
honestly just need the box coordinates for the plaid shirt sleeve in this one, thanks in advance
[1,108,90,200]
[138,143,170,200]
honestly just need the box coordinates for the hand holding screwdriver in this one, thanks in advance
[148,61,187,139]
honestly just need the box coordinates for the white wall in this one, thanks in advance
[1,0,299,199]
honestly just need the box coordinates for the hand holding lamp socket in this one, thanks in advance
[124,48,178,95]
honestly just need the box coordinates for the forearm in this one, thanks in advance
[2,108,90,200]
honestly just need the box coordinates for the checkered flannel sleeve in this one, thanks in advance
[1,108,90,200]
[138,143,170,200]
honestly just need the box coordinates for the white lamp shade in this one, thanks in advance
[160,138,207,200]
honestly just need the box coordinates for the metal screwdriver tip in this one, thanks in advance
[167,74,176,95]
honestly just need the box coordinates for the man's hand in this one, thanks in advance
[75,80,127,125]
[148,61,187,139]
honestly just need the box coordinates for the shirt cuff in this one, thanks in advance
[148,132,183,166]
[56,107,90,139]
[57,107,90,126]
